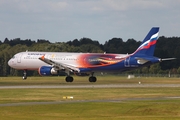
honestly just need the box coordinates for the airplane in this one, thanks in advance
[8,27,175,82]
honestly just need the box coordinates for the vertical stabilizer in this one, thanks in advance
[133,27,159,56]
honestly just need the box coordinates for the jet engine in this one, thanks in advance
[38,66,58,76]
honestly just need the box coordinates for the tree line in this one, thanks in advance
[0,36,180,77]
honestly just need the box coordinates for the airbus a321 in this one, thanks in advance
[8,27,175,82]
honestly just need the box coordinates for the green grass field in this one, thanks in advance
[0,76,180,120]
[1,75,180,85]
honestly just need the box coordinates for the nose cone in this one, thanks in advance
[8,59,12,67]
[8,59,15,68]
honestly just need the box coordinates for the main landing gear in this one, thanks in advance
[65,76,74,82]
[89,72,97,82]
[65,72,97,83]
[65,76,97,83]
[23,70,27,80]
[65,70,74,82]
[89,76,97,82]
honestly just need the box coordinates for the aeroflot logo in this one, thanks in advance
[28,53,45,55]
[138,32,159,50]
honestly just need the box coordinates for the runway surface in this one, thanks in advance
[0,83,180,89]
[0,96,180,107]
[0,83,180,107]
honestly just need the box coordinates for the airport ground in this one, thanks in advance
[0,76,180,120]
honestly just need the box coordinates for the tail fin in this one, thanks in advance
[133,27,159,56]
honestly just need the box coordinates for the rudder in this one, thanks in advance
[133,27,159,56]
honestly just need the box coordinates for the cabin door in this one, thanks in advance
[124,57,130,67]
[17,53,23,63]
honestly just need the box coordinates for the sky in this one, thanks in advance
[0,0,180,44]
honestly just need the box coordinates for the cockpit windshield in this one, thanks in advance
[12,56,15,59]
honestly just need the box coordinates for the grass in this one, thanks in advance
[0,88,180,103]
[0,76,180,119]
[0,100,180,120]
[1,75,180,85]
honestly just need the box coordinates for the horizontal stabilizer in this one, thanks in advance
[160,58,176,62]
[135,57,149,64]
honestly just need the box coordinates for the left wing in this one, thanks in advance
[39,55,80,72]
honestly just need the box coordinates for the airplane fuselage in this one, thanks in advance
[8,51,159,73]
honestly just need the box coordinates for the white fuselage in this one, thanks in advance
[8,51,128,71]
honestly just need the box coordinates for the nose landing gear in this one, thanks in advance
[23,70,27,80]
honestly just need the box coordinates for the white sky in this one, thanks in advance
[0,0,180,44]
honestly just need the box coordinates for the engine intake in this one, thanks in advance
[38,66,58,76]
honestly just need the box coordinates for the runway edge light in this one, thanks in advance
[63,96,74,99]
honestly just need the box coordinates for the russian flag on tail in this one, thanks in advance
[133,27,159,56]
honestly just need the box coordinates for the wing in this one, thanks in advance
[39,55,80,72]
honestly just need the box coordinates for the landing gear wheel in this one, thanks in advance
[65,76,74,82]
[89,76,97,82]
[23,70,27,80]
[23,76,27,80]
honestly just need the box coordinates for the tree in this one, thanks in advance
[141,67,149,74]
[79,44,103,53]
[149,63,161,74]
[104,38,124,53]
[4,38,9,44]
[37,39,50,44]
[177,67,180,74]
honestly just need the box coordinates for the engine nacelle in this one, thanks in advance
[38,66,58,76]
